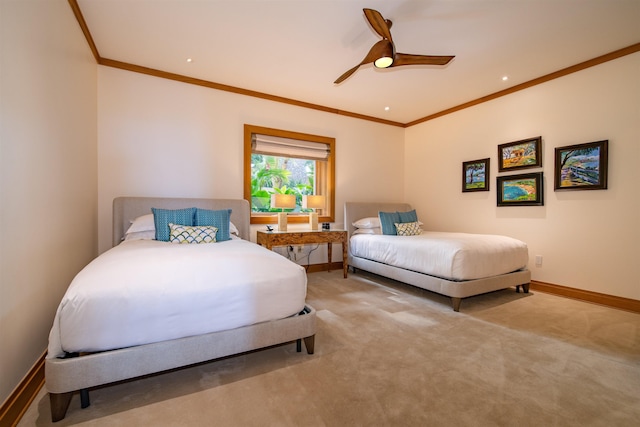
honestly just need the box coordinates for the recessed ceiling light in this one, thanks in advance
[502,75,509,81]
[384,106,390,111]
[186,58,193,63]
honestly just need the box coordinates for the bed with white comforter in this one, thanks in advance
[48,238,306,358]
[350,231,528,282]
[345,202,531,311]
[45,197,316,423]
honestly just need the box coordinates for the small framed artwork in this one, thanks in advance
[554,140,608,191]
[498,136,542,172]
[497,172,544,206]
[462,158,490,192]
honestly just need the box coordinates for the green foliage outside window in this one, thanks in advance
[251,154,315,212]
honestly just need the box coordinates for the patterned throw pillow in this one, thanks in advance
[169,223,218,244]
[378,211,401,235]
[397,209,418,223]
[194,208,231,241]
[152,207,196,241]
[394,221,422,236]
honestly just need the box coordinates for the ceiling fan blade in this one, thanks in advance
[334,40,394,84]
[334,64,361,84]
[392,53,455,67]
[363,8,393,41]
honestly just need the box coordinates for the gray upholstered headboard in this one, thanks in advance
[344,201,412,238]
[113,197,251,247]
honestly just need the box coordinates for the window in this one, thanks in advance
[244,124,335,225]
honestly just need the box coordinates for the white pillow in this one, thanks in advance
[124,230,156,241]
[126,214,155,234]
[229,221,239,236]
[352,217,381,229]
[353,227,382,235]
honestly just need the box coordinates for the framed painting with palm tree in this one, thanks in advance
[554,140,608,191]
[462,158,490,192]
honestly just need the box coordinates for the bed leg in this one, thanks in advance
[451,297,462,312]
[522,283,530,293]
[296,338,302,352]
[80,389,91,408]
[49,392,73,422]
[303,335,315,354]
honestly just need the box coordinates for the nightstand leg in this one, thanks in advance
[342,242,348,278]
[327,243,332,272]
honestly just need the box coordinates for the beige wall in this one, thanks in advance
[97,66,406,255]
[0,0,98,406]
[405,53,640,300]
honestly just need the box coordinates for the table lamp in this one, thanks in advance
[271,194,296,231]
[302,195,325,231]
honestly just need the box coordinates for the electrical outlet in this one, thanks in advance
[535,255,543,266]
[296,245,303,253]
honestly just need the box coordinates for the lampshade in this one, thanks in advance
[302,195,325,231]
[302,195,325,210]
[271,194,295,232]
[271,194,296,210]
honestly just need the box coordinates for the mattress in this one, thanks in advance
[350,231,528,281]
[47,238,307,358]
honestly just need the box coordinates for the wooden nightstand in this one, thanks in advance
[256,230,348,278]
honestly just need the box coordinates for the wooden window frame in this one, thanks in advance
[244,124,335,225]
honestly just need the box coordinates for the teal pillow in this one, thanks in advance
[152,207,196,242]
[378,211,400,235]
[397,209,418,223]
[194,208,232,241]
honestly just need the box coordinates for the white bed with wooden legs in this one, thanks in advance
[45,197,316,422]
[344,202,531,312]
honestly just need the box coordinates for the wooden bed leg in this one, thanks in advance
[49,392,73,422]
[303,335,315,354]
[451,297,462,312]
[80,389,90,408]
[296,338,302,352]
[522,283,530,293]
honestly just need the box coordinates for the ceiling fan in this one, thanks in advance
[334,8,455,84]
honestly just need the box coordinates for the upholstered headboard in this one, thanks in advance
[344,201,413,238]
[113,197,251,247]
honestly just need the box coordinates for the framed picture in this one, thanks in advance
[554,140,608,191]
[462,158,490,192]
[497,172,544,206]
[498,136,542,172]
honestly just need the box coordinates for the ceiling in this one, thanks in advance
[75,0,640,125]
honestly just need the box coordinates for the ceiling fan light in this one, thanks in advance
[374,56,393,68]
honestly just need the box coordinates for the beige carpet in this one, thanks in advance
[19,270,640,426]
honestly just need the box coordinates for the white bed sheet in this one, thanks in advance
[350,231,528,281]
[47,238,307,358]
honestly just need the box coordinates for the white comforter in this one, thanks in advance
[350,231,528,281]
[47,238,307,358]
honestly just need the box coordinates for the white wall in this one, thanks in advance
[97,66,406,255]
[0,0,97,406]
[405,53,640,300]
